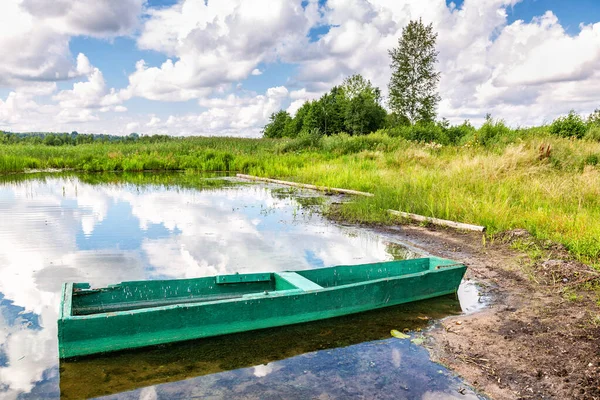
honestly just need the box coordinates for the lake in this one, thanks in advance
[0,172,484,399]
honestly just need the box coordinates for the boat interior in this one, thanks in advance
[69,257,455,316]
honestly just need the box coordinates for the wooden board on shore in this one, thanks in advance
[388,209,486,232]
[236,174,374,197]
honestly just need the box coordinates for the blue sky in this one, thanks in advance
[1,0,600,135]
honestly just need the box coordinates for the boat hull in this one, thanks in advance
[58,257,466,358]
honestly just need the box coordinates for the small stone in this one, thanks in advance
[455,321,463,325]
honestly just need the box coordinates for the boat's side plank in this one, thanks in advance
[58,266,466,358]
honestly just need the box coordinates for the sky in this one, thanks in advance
[1,0,600,137]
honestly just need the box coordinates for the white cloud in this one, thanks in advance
[144,86,290,136]
[0,0,143,87]
[52,55,127,123]
[0,92,39,125]
[128,0,316,101]
[20,0,144,37]
[126,122,140,132]
[54,58,123,110]
[2,0,600,134]
[146,116,161,127]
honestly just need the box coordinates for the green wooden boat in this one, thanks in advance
[58,257,466,358]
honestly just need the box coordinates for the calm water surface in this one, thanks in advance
[0,173,484,400]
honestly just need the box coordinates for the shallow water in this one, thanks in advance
[0,172,484,399]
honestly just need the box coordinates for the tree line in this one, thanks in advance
[263,19,440,139]
[0,131,176,146]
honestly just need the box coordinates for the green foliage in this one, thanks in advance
[443,120,476,145]
[261,74,386,139]
[393,122,447,144]
[321,132,403,155]
[385,121,452,145]
[320,86,346,135]
[278,129,324,153]
[0,130,176,146]
[388,19,440,123]
[550,111,588,139]
[585,126,600,142]
[344,93,386,136]
[342,74,386,135]
[476,116,512,146]
[385,113,411,128]
[262,110,292,138]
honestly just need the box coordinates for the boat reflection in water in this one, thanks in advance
[60,293,467,399]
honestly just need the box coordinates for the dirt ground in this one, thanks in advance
[374,224,600,400]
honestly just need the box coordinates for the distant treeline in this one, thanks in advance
[263,74,388,139]
[0,131,176,146]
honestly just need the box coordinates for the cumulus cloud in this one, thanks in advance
[2,0,600,134]
[21,0,144,37]
[0,0,143,87]
[142,86,290,136]
[0,56,125,129]
[127,0,318,101]
[54,55,125,113]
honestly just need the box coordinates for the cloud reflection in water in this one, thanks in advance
[0,176,413,398]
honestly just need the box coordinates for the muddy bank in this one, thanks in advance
[370,225,600,400]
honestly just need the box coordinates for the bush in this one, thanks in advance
[550,111,587,139]
[388,122,449,144]
[444,121,476,145]
[476,117,512,146]
[321,132,401,154]
[584,126,600,142]
[279,128,323,153]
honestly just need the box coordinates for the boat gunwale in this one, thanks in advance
[62,263,466,321]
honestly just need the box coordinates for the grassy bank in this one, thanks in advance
[1,131,599,265]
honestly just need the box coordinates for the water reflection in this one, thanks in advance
[0,173,479,399]
[60,295,466,399]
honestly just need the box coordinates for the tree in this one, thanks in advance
[388,19,440,124]
[302,101,324,133]
[318,86,346,136]
[341,74,386,135]
[262,110,292,138]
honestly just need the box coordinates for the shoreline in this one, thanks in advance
[366,224,599,399]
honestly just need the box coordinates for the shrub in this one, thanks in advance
[279,128,323,153]
[584,126,600,142]
[444,121,476,145]
[550,111,587,139]
[477,117,511,146]
[389,122,449,144]
[321,132,401,154]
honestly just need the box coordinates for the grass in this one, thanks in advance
[1,132,600,265]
